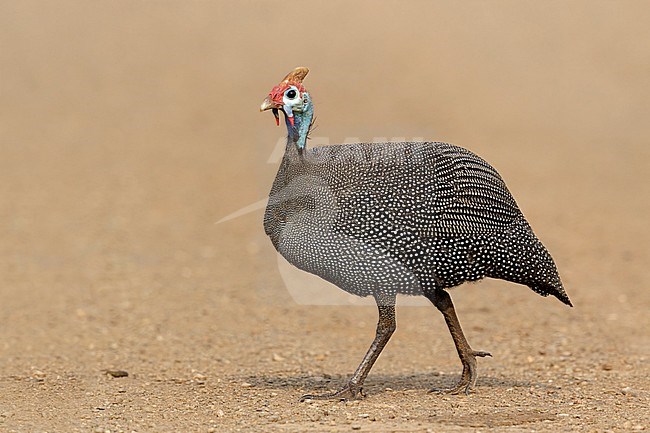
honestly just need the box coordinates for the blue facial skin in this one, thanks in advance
[285,92,313,151]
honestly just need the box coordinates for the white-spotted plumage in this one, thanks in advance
[264,141,571,306]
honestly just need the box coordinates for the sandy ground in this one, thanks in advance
[1,1,649,432]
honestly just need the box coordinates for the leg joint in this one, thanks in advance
[428,289,452,311]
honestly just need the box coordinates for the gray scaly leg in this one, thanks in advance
[425,289,491,395]
[300,294,396,401]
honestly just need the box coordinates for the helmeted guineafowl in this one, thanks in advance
[260,67,571,400]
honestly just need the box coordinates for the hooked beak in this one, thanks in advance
[260,96,282,126]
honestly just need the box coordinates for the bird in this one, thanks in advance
[259,66,571,400]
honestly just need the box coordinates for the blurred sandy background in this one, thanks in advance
[1,1,649,432]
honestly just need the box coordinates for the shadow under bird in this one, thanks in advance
[260,67,571,400]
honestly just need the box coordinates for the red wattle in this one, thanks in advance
[288,116,295,127]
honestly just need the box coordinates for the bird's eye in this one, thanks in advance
[286,89,297,99]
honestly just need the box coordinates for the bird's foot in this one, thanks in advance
[429,350,492,395]
[300,382,365,402]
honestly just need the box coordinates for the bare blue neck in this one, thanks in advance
[285,93,313,152]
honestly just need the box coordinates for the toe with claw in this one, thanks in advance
[300,382,365,402]
[429,350,492,395]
